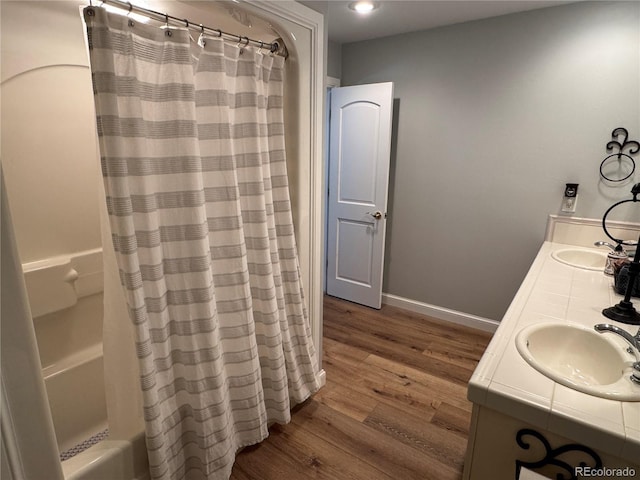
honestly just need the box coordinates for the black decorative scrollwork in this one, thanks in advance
[607,127,640,158]
[600,127,639,183]
[515,429,603,480]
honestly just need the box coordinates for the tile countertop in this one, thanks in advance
[468,241,640,461]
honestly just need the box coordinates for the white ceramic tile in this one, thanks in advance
[534,276,572,296]
[517,311,570,326]
[528,290,570,307]
[622,402,640,430]
[538,261,574,280]
[609,285,628,304]
[569,281,612,304]
[571,267,610,285]
[479,324,513,361]
[468,347,502,405]
[626,426,640,442]
[565,302,607,324]
[552,385,625,425]
[621,428,640,461]
[550,385,625,456]
[492,342,555,401]
[485,381,551,429]
[541,248,574,271]
[525,297,569,319]
[467,374,490,405]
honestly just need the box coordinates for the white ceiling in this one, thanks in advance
[299,0,576,44]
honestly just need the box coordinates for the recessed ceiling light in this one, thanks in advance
[348,1,378,14]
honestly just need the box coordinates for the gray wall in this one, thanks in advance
[341,1,640,320]
[328,39,342,79]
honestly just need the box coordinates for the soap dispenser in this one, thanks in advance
[595,241,629,276]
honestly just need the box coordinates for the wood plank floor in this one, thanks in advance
[230,295,493,480]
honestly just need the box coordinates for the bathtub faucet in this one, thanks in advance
[594,323,640,385]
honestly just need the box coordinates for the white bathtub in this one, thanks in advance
[39,319,149,480]
[43,344,107,455]
[45,344,149,479]
[62,432,150,480]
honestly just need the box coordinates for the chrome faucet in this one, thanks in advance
[594,323,640,385]
[594,241,619,252]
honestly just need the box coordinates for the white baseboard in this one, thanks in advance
[381,293,499,333]
[316,369,326,388]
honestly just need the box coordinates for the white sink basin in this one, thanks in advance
[551,248,607,270]
[515,323,639,401]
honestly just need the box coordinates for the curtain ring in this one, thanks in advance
[244,36,250,47]
[127,1,132,14]
[184,18,189,28]
[216,29,222,38]
[164,14,173,36]
[200,24,205,34]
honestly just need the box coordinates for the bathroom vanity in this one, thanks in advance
[464,217,640,480]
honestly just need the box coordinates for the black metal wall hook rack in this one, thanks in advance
[600,127,639,183]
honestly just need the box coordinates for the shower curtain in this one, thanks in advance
[83,7,319,480]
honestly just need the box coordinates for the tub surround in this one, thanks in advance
[22,248,103,318]
[22,249,108,456]
[464,218,640,479]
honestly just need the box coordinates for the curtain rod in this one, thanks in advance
[88,0,283,54]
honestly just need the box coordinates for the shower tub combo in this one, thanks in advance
[3,1,324,479]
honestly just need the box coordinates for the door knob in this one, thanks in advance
[368,211,383,220]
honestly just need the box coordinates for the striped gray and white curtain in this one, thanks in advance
[84,7,319,480]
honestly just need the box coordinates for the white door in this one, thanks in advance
[326,82,394,309]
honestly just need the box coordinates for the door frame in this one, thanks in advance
[324,76,341,295]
